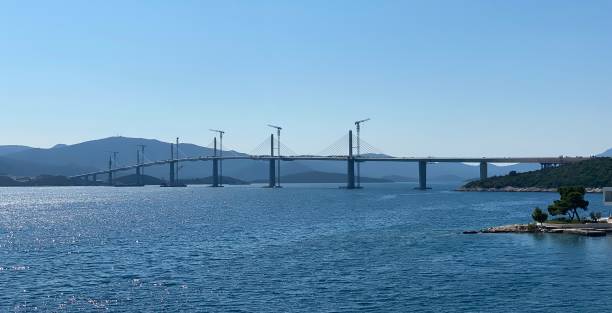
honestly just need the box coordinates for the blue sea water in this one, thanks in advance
[1,183,611,312]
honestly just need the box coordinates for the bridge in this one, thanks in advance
[70,129,590,190]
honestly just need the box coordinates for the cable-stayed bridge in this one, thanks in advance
[70,130,591,190]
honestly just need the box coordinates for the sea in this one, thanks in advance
[1,183,611,312]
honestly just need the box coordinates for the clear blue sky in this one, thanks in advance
[1,0,611,157]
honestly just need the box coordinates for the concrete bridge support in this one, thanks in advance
[212,137,221,187]
[169,161,175,185]
[479,161,488,180]
[346,130,356,189]
[268,159,276,188]
[268,134,277,188]
[347,158,355,189]
[108,157,113,186]
[418,160,427,190]
[212,159,219,187]
[136,166,142,185]
[93,174,97,183]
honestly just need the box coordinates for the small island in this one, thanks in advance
[469,186,611,237]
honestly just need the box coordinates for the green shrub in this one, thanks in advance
[531,207,548,223]
[590,212,602,222]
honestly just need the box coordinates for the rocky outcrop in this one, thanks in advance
[457,187,602,193]
[481,224,538,233]
[474,223,611,236]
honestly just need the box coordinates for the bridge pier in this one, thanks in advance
[212,159,219,187]
[479,161,488,180]
[346,130,356,189]
[135,149,142,186]
[107,156,113,186]
[268,134,278,188]
[136,166,142,185]
[169,161,175,185]
[418,160,427,190]
[347,158,355,189]
[268,159,276,187]
[212,137,221,187]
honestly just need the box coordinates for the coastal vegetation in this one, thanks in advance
[462,158,612,190]
[547,187,589,221]
[531,207,548,223]
[479,186,606,236]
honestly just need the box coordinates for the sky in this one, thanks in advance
[1,0,611,157]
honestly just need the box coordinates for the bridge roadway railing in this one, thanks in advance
[69,155,592,179]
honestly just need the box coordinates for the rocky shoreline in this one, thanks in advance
[465,223,609,237]
[457,186,603,193]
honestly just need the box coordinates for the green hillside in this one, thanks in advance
[463,158,612,189]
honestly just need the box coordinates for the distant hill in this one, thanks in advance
[432,174,469,182]
[253,171,392,183]
[0,156,95,177]
[462,158,612,189]
[0,175,97,187]
[382,175,417,182]
[4,136,601,181]
[0,145,32,155]
[0,175,23,186]
[1,136,313,180]
[599,148,612,157]
[114,174,164,186]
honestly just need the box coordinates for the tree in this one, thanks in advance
[547,186,589,221]
[532,207,548,224]
[590,212,602,222]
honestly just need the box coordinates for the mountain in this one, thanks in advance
[1,136,575,181]
[462,158,612,189]
[0,175,99,187]
[0,156,95,177]
[382,175,417,182]
[431,174,469,182]
[114,174,164,186]
[1,136,313,180]
[0,145,32,155]
[598,148,612,157]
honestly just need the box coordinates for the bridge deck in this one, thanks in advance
[70,155,592,179]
